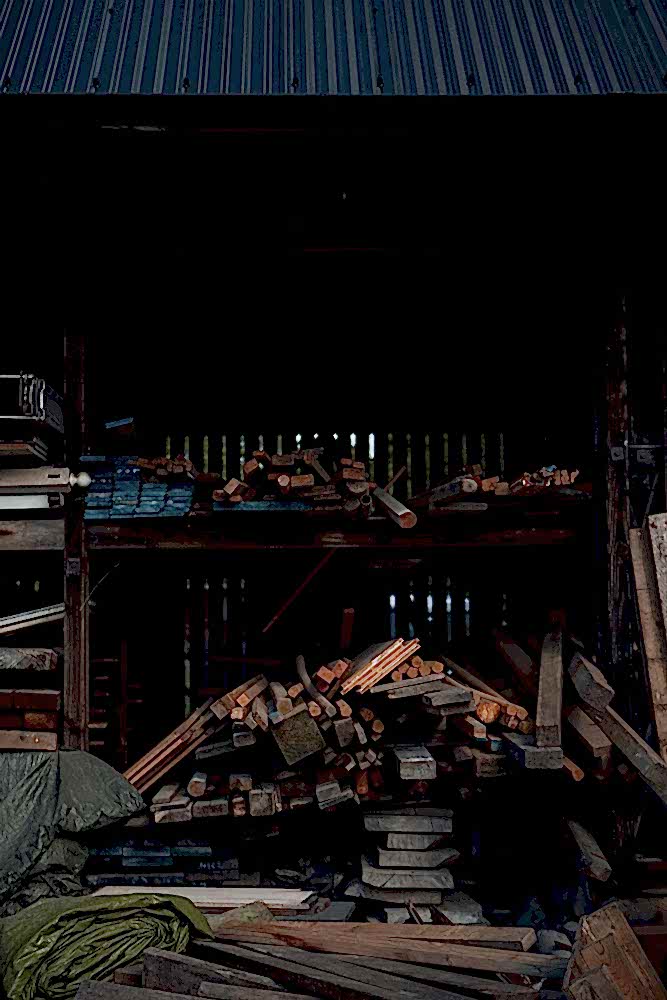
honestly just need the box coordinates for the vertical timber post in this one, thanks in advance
[63,335,89,750]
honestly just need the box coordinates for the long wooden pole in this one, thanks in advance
[261,549,336,633]
[63,334,89,750]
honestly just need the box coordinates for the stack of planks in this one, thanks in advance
[210,450,417,528]
[411,463,582,507]
[351,804,462,918]
[77,917,573,1000]
[0,686,60,750]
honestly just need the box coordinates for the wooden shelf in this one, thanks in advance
[0,495,591,553]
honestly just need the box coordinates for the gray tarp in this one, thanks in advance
[0,751,144,914]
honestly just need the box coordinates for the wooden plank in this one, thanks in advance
[231,924,537,951]
[565,707,612,763]
[125,699,214,780]
[370,675,445,695]
[336,955,546,995]
[91,887,316,910]
[143,948,278,992]
[193,941,466,1000]
[630,527,667,762]
[0,729,57,750]
[495,634,538,698]
[113,964,143,987]
[199,986,310,1000]
[361,858,454,891]
[0,519,64,551]
[591,706,667,806]
[364,814,452,833]
[443,657,529,720]
[422,688,473,708]
[373,487,417,529]
[569,655,615,712]
[233,944,472,1000]
[536,632,563,748]
[567,821,612,882]
[377,847,459,869]
[344,882,444,905]
[206,931,565,977]
[77,984,191,1000]
[386,833,446,850]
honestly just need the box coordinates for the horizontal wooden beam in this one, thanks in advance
[0,519,64,550]
[85,523,578,553]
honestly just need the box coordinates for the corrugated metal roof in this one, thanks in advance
[1,0,666,96]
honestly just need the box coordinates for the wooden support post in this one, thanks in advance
[63,335,89,751]
[536,631,563,748]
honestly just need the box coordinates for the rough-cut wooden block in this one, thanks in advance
[192,798,229,819]
[229,774,253,792]
[503,732,563,770]
[362,858,454,891]
[386,832,446,850]
[435,892,486,926]
[377,847,459,869]
[569,654,615,712]
[364,812,452,834]
[271,709,326,766]
[143,947,277,993]
[187,772,208,798]
[345,880,445,905]
[249,784,279,817]
[591,706,667,806]
[13,688,61,710]
[154,803,193,823]
[392,745,436,780]
[567,820,612,882]
[567,706,612,763]
[151,782,180,807]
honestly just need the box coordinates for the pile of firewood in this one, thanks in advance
[210,449,415,527]
[411,463,582,506]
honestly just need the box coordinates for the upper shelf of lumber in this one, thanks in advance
[0,491,590,553]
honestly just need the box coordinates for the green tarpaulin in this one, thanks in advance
[0,893,212,1000]
[0,751,145,915]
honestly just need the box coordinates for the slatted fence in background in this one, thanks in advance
[160,428,509,500]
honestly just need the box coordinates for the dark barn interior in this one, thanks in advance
[2,8,667,995]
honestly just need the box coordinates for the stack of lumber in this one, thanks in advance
[0,604,65,635]
[115,620,667,936]
[124,641,433,811]
[0,435,49,463]
[210,449,416,527]
[411,463,583,507]
[81,450,418,528]
[351,804,462,918]
[82,456,196,520]
[0,686,60,750]
[80,919,574,1000]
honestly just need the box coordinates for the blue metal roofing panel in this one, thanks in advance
[1,0,666,95]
